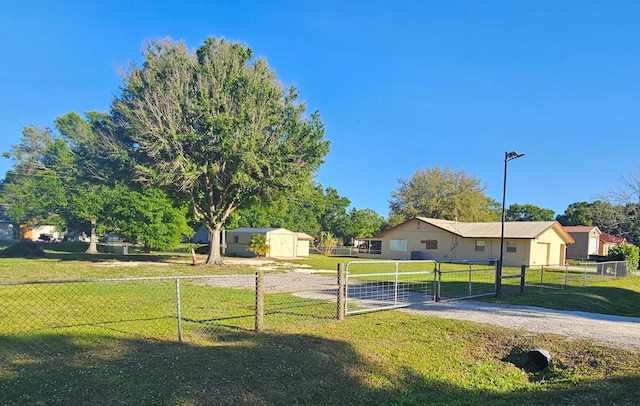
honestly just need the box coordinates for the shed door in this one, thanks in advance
[270,233,296,257]
[588,237,598,256]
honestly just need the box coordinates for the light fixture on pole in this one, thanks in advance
[497,150,525,296]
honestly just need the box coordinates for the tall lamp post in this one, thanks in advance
[497,151,525,296]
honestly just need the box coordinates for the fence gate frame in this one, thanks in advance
[340,259,500,317]
[343,260,438,316]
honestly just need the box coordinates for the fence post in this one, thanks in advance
[520,265,526,294]
[540,266,544,292]
[175,277,182,344]
[495,260,501,297]
[564,264,568,288]
[437,267,442,301]
[337,263,345,320]
[394,262,399,306]
[255,269,264,333]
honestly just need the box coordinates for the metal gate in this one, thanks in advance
[344,259,498,316]
[345,260,437,315]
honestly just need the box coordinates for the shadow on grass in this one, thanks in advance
[2,329,640,405]
[0,240,187,263]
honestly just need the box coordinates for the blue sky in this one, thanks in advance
[2,1,639,218]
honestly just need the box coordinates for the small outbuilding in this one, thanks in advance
[563,226,600,259]
[226,228,312,258]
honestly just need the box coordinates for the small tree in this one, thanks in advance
[247,233,270,257]
[316,231,337,256]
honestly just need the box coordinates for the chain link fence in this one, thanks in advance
[516,261,633,292]
[0,272,340,363]
[4,259,631,361]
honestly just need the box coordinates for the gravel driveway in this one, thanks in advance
[402,300,640,350]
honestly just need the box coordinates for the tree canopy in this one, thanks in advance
[233,184,385,246]
[505,203,555,222]
[111,37,330,264]
[2,113,194,252]
[388,166,500,225]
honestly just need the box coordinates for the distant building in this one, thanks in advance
[0,204,16,241]
[226,228,311,258]
[357,217,574,267]
[563,226,601,259]
[599,232,630,256]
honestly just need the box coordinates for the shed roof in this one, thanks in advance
[296,232,314,241]
[230,227,292,234]
[563,225,601,234]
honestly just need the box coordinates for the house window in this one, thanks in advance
[422,239,438,250]
[506,242,517,253]
[233,235,239,244]
[390,239,407,252]
[475,240,485,252]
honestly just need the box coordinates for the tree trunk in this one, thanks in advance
[205,226,224,266]
[86,219,99,254]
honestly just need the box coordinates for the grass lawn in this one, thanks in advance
[1,248,639,404]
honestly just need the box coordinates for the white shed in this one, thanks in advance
[227,228,309,258]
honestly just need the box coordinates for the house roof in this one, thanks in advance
[375,217,574,243]
[600,232,627,244]
[563,225,601,234]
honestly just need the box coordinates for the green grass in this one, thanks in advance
[2,310,639,405]
[1,251,640,404]
[490,272,640,317]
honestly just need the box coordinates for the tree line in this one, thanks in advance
[388,167,640,246]
[0,37,386,265]
[3,37,638,266]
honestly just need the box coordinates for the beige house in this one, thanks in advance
[226,227,312,258]
[563,226,601,259]
[357,217,574,267]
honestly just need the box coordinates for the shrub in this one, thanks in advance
[608,244,640,270]
[247,234,269,257]
[1,241,46,258]
[316,231,338,256]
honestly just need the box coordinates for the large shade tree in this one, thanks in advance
[388,166,500,225]
[112,37,329,265]
[232,180,326,235]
